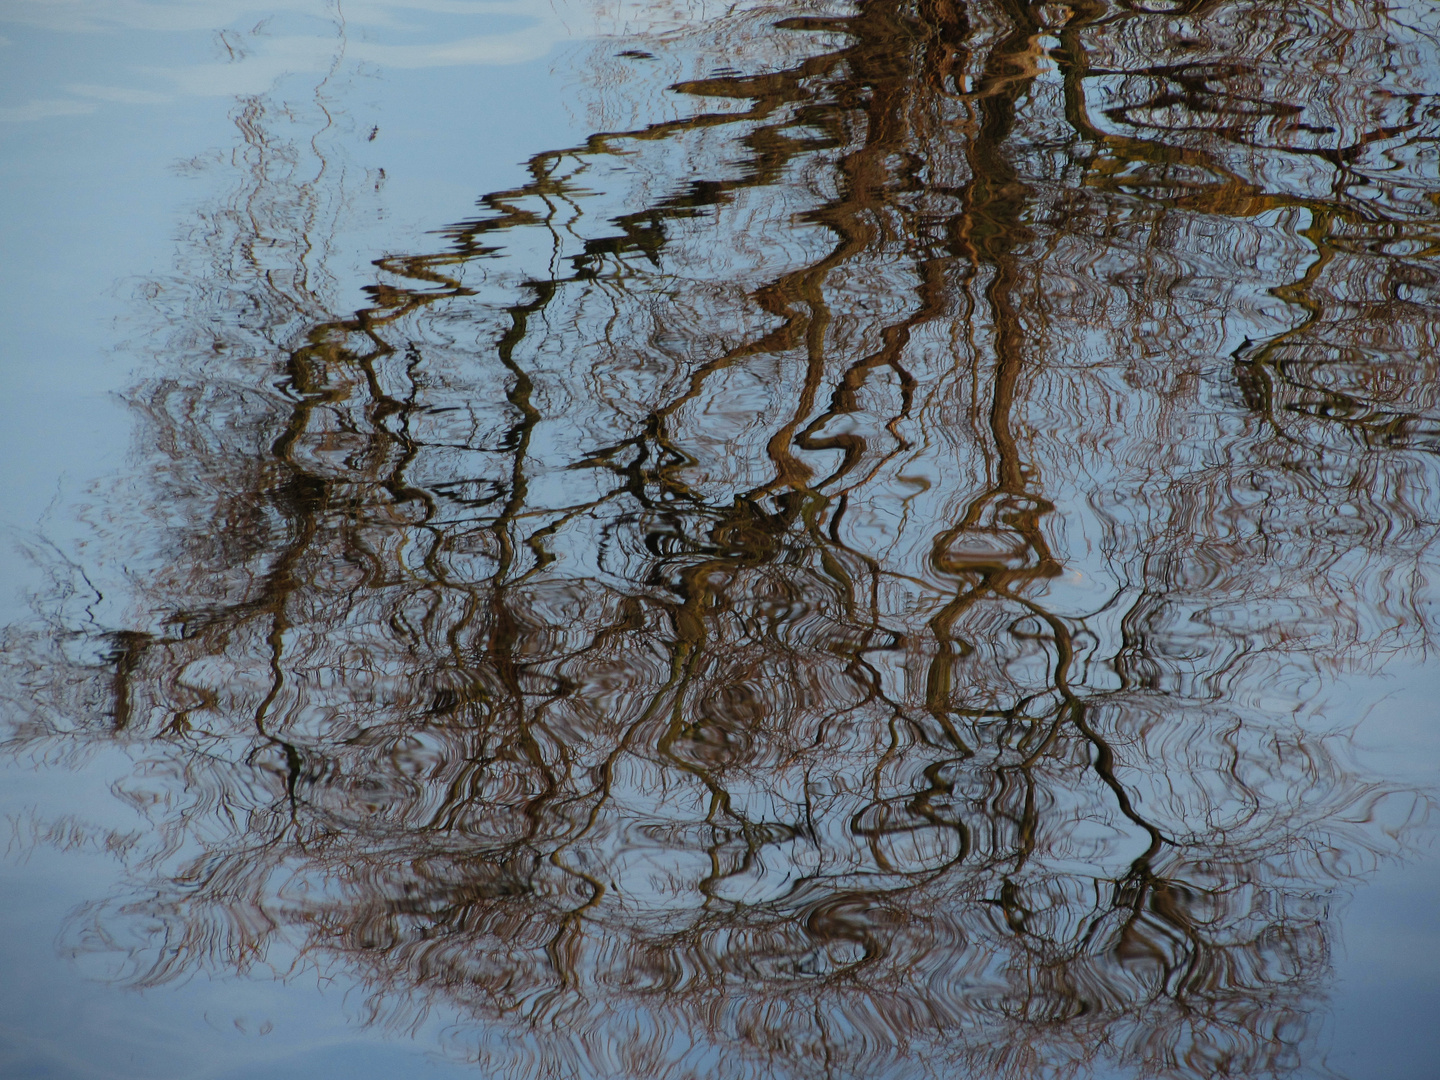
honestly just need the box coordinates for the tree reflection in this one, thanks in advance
[6,0,1440,1077]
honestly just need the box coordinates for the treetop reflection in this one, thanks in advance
[5,1,1439,1077]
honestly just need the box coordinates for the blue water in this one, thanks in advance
[2,3,1438,1078]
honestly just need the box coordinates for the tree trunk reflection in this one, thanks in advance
[6,1,1440,1078]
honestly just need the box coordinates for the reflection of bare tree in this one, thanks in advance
[5,1,1440,1078]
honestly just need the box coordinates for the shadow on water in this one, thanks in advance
[5,0,1440,1077]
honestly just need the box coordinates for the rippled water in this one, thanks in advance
[3,1,1440,1077]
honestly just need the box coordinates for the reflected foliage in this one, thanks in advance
[6,1,1440,1077]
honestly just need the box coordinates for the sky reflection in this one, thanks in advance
[2,1,1440,1078]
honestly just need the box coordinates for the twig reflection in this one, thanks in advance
[5,1,1440,1078]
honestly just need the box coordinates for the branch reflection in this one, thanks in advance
[6,1,1440,1077]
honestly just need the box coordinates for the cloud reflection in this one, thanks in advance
[0,0,672,121]
[5,0,1440,1078]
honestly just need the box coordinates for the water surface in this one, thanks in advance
[2,1,1440,1077]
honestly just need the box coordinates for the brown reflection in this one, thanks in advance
[5,1,1440,1078]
